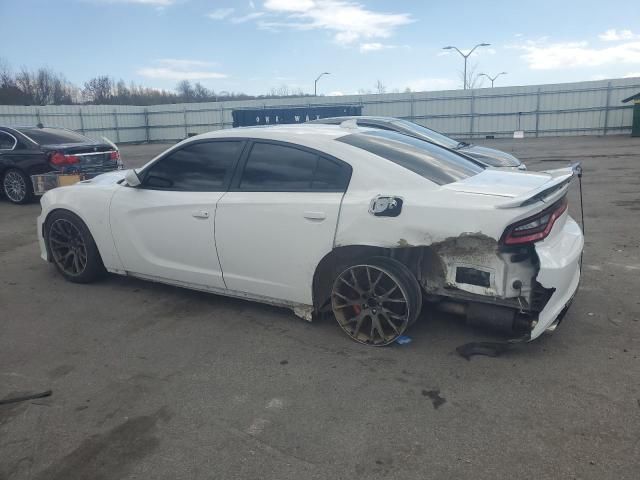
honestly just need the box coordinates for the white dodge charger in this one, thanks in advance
[37,124,583,346]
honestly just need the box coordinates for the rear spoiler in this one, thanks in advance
[496,162,582,209]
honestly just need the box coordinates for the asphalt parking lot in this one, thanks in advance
[1,135,639,480]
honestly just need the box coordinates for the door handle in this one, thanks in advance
[192,210,209,219]
[303,211,326,221]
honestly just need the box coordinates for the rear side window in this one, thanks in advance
[337,130,483,185]
[239,142,350,192]
[16,127,91,145]
[0,132,16,150]
[142,141,242,191]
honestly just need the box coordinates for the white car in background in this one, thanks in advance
[37,124,583,345]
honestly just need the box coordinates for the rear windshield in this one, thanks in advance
[336,130,483,185]
[16,127,92,145]
[391,119,461,149]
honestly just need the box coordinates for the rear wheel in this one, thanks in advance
[331,257,422,346]
[2,169,33,204]
[46,210,106,283]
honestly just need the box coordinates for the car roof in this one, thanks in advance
[190,124,365,148]
[309,116,395,124]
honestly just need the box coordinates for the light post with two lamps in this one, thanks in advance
[479,72,507,88]
[442,43,491,90]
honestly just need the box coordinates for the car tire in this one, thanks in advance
[331,256,422,346]
[2,168,33,204]
[45,210,106,283]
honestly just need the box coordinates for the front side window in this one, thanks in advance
[0,132,16,150]
[337,130,483,185]
[142,141,242,191]
[239,142,350,192]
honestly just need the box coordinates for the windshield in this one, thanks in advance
[391,119,462,149]
[16,127,93,145]
[337,130,483,185]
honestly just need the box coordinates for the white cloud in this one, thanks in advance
[359,42,397,52]
[360,42,384,52]
[156,59,217,69]
[137,59,227,80]
[599,29,639,41]
[208,8,235,20]
[511,39,640,70]
[100,0,177,6]
[261,0,413,46]
[404,78,457,92]
[231,12,265,23]
[326,91,344,96]
[264,0,315,12]
[624,72,640,78]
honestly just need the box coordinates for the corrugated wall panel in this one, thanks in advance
[1,77,638,141]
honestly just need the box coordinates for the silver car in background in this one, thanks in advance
[309,116,526,170]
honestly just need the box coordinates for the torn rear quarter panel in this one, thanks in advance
[419,233,537,303]
[331,187,584,338]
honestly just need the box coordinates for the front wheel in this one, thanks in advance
[2,168,33,204]
[331,257,422,346]
[46,210,106,283]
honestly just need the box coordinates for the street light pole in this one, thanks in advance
[442,43,491,90]
[479,72,507,88]
[314,72,330,96]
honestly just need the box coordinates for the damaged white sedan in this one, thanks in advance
[37,124,583,346]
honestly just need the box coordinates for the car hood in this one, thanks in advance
[442,169,555,198]
[81,169,127,185]
[459,145,522,168]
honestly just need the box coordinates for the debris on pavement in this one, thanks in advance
[0,390,52,406]
[422,389,447,409]
[456,342,510,360]
[395,335,412,345]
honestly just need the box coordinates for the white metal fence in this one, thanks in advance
[1,77,638,143]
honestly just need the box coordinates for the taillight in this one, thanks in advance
[50,152,79,166]
[501,197,568,245]
[109,150,120,161]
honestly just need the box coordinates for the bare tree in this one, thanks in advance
[83,76,114,104]
[176,80,194,101]
[0,57,13,87]
[375,80,386,94]
[459,62,483,90]
[193,82,210,100]
[0,58,310,105]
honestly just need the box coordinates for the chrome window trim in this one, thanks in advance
[70,151,114,157]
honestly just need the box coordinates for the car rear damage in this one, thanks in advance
[332,160,584,342]
[417,166,583,340]
[418,208,582,341]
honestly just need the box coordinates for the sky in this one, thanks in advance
[1,0,639,96]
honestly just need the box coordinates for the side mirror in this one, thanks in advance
[125,169,141,187]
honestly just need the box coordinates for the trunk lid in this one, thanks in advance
[442,167,576,208]
[42,142,120,177]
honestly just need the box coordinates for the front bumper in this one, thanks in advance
[37,210,48,262]
[530,215,583,339]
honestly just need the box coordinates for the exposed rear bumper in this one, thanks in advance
[530,215,583,339]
